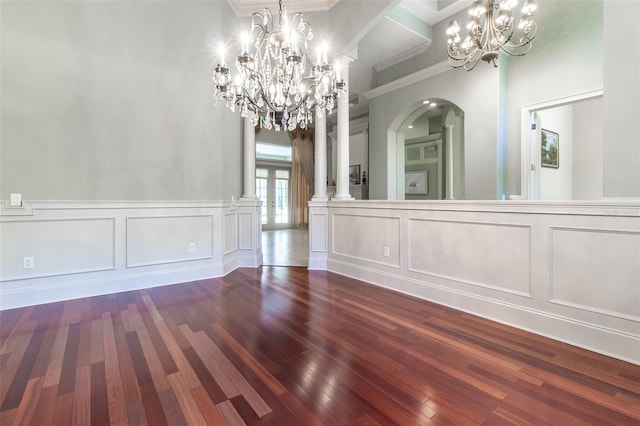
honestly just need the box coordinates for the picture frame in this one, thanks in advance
[349,164,361,184]
[404,171,428,194]
[541,129,559,168]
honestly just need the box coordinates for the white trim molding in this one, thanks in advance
[226,0,339,17]
[313,199,640,364]
[364,60,451,100]
[0,199,263,309]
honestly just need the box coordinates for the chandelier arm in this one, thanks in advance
[236,66,310,118]
[501,25,538,52]
[251,23,267,39]
[237,67,280,113]
[448,46,482,69]
[500,42,534,56]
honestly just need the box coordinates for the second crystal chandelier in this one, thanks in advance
[446,0,538,71]
[213,0,345,131]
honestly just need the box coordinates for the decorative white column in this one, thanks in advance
[238,117,261,268]
[333,56,353,200]
[445,124,455,200]
[241,117,257,200]
[312,108,329,201]
[328,129,337,186]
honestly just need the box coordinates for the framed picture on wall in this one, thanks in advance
[541,129,559,168]
[405,171,428,194]
[349,164,361,184]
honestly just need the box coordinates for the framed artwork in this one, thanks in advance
[541,129,559,168]
[404,171,428,194]
[349,164,361,184]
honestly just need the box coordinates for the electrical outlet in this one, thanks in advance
[383,246,390,257]
[189,243,196,253]
[23,257,34,269]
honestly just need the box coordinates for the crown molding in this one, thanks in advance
[227,0,340,17]
[373,42,432,72]
[364,60,451,100]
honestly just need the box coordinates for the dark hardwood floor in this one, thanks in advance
[1,266,639,425]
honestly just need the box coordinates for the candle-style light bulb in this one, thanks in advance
[218,42,226,66]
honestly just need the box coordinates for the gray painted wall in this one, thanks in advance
[505,0,604,198]
[368,0,638,201]
[2,1,637,203]
[602,0,640,198]
[369,59,499,200]
[1,1,242,201]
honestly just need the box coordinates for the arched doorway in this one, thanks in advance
[389,99,465,200]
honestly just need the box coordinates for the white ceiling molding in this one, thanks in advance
[363,60,451,100]
[373,42,432,72]
[398,0,472,26]
[226,0,340,17]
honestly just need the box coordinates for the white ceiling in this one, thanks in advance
[227,0,472,118]
[226,0,340,17]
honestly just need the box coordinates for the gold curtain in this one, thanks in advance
[290,127,314,227]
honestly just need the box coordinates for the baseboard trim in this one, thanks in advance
[0,263,225,310]
[327,259,640,365]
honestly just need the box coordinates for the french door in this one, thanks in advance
[256,167,290,229]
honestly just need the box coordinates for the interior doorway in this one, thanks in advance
[391,99,464,200]
[520,89,603,200]
[255,134,309,268]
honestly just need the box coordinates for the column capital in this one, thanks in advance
[337,54,355,64]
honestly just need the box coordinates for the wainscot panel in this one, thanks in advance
[332,213,401,268]
[1,218,115,280]
[224,212,239,255]
[320,200,640,365]
[550,226,640,320]
[0,200,262,309]
[126,215,214,267]
[408,218,531,297]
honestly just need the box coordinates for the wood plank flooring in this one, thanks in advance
[262,228,309,267]
[1,266,639,425]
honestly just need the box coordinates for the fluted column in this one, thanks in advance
[312,108,329,201]
[445,124,455,200]
[333,56,353,200]
[241,117,256,200]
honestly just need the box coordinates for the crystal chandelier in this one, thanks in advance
[213,0,345,131]
[446,0,538,71]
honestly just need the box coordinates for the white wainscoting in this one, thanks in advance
[0,200,262,309]
[1,218,116,280]
[549,226,640,320]
[317,200,640,364]
[408,218,532,297]
[332,213,401,268]
[308,202,329,270]
[126,215,214,267]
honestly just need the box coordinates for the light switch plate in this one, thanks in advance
[10,193,22,206]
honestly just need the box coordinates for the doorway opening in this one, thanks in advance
[256,139,309,267]
[520,89,604,200]
[388,98,464,200]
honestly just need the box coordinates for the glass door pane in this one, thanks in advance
[256,166,290,229]
[256,168,269,225]
[275,169,289,225]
